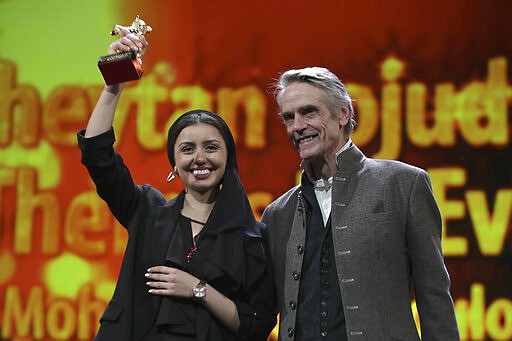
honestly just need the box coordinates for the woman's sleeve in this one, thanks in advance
[77,127,142,228]
[234,238,277,341]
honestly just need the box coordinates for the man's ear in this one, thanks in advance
[339,106,349,129]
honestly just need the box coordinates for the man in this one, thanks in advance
[261,67,459,340]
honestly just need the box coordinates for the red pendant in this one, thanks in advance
[186,245,199,262]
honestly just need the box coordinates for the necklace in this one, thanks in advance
[181,194,215,262]
[183,216,205,262]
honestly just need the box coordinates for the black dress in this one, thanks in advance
[145,213,269,340]
[77,128,276,341]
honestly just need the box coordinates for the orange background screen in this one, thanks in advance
[0,1,511,340]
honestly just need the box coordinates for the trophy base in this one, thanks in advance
[98,51,143,85]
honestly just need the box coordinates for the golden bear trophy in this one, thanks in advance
[98,15,152,85]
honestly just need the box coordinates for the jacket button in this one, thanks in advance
[297,244,304,254]
[289,300,297,310]
[288,327,294,337]
[292,271,300,280]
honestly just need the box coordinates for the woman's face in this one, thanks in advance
[173,123,228,196]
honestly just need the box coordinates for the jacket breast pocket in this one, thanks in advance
[361,211,400,235]
[364,211,397,224]
[100,301,124,323]
[358,211,405,250]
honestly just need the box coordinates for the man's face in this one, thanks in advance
[279,82,349,161]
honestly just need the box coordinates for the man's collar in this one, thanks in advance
[302,138,353,184]
[335,138,353,167]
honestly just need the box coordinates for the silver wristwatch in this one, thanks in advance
[192,280,207,302]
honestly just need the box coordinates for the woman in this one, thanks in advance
[77,28,276,340]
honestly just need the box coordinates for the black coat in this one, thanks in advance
[78,128,276,340]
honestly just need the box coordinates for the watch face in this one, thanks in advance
[193,283,206,298]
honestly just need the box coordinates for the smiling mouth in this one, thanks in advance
[296,134,318,145]
[192,169,211,176]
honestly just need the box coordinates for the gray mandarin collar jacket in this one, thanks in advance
[262,144,459,340]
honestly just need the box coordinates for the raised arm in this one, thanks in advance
[84,83,124,137]
[84,28,148,137]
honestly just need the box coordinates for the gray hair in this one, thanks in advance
[274,67,356,135]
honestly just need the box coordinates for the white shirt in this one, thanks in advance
[309,139,352,226]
